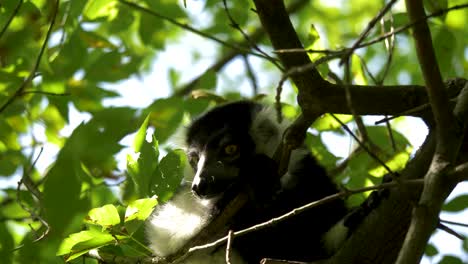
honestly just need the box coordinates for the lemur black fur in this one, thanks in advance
[146,101,351,263]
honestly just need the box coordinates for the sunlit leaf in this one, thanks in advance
[84,0,118,20]
[133,114,150,153]
[125,197,158,222]
[126,131,159,200]
[85,204,121,228]
[57,229,127,261]
[306,133,339,169]
[314,114,353,132]
[124,197,158,234]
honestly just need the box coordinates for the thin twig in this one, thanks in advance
[187,179,423,254]
[343,57,370,144]
[340,0,398,65]
[274,52,344,122]
[438,223,466,241]
[374,97,458,125]
[174,0,310,97]
[10,0,60,249]
[362,4,468,50]
[274,4,468,59]
[330,113,395,176]
[225,230,234,264]
[242,54,258,95]
[0,0,59,114]
[449,162,468,182]
[440,218,468,228]
[20,90,71,96]
[118,0,272,63]
[0,0,24,40]
[221,0,280,69]
[23,147,44,201]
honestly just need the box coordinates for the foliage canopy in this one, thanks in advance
[0,0,467,263]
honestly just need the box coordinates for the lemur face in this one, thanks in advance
[185,101,261,199]
[187,128,255,199]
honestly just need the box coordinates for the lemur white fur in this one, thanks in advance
[145,102,350,263]
[146,186,211,257]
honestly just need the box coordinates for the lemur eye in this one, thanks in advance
[224,144,239,156]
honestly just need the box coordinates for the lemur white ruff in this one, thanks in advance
[146,101,350,263]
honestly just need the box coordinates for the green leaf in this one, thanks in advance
[438,255,464,264]
[307,24,320,46]
[133,114,150,152]
[57,229,127,261]
[125,198,158,223]
[124,197,158,234]
[306,133,339,170]
[196,70,217,91]
[392,12,410,30]
[433,26,456,78]
[85,204,121,228]
[351,54,368,85]
[0,223,14,263]
[126,133,160,199]
[63,0,87,33]
[150,150,186,203]
[108,6,135,34]
[365,126,410,153]
[425,243,439,257]
[145,97,184,143]
[313,114,353,132]
[50,28,88,78]
[368,151,410,177]
[0,150,25,176]
[443,195,468,212]
[168,68,181,90]
[84,51,142,82]
[84,0,118,20]
[424,0,448,14]
[183,97,211,116]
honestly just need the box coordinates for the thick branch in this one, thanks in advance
[328,131,436,264]
[396,2,467,263]
[252,0,467,122]
[405,0,455,142]
[253,0,326,116]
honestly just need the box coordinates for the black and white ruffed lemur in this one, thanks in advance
[145,101,356,263]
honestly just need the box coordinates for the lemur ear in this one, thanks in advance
[250,109,286,158]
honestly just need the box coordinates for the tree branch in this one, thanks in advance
[0,0,59,114]
[328,130,437,264]
[340,0,398,65]
[0,0,23,40]
[396,1,468,263]
[184,179,424,261]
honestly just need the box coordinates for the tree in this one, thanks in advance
[0,0,467,263]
